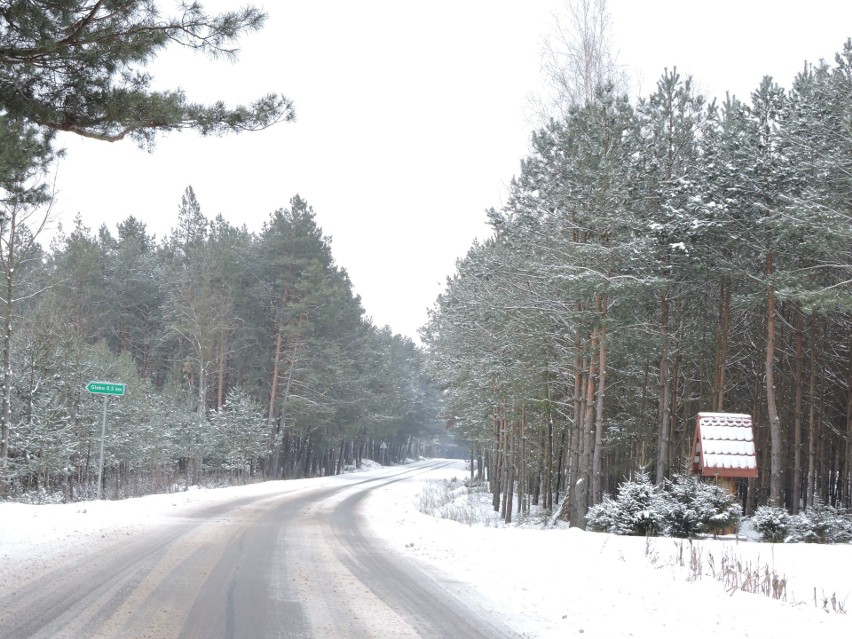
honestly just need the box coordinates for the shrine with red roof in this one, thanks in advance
[690,412,758,479]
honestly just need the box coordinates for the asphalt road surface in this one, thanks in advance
[0,461,520,638]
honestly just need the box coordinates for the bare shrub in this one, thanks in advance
[416,477,488,525]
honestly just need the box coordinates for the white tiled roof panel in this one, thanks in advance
[700,425,754,442]
[703,440,756,456]
[698,413,752,428]
[704,454,758,470]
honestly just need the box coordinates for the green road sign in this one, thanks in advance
[87,381,125,500]
[86,381,126,396]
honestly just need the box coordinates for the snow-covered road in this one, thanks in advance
[0,460,517,638]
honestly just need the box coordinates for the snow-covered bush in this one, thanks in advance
[752,506,790,542]
[786,501,852,544]
[660,478,705,538]
[753,501,852,544]
[586,471,665,536]
[586,496,620,533]
[700,482,743,537]
[587,473,741,538]
[837,514,852,543]
[663,475,741,538]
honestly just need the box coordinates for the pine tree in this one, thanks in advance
[0,200,53,481]
[208,388,266,480]
[0,113,54,475]
[100,217,163,378]
[634,69,707,485]
[161,188,232,483]
[0,1,294,146]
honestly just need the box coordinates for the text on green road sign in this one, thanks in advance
[86,381,126,396]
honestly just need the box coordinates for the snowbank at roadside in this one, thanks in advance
[361,460,852,639]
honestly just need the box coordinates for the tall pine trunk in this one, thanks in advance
[275,313,304,471]
[806,329,818,509]
[0,210,15,471]
[193,357,205,486]
[543,374,553,511]
[591,295,607,504]
[765,252,783,506]
[792,308,804,513]
[656,290,672,485]
[571,327,598,529]
[713,277,731,412]
[845,333,852,508]
[266,320,284,477]
[491,405,502,512]
[563,325,584,519]
[217,333,226,410]
[1,253,11,466]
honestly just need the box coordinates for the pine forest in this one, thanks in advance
[0,190,441,500]
[423,42,852,526]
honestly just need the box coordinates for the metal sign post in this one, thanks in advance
[96,395,108,500]
[87,381,126,500]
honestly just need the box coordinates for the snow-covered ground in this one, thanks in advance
[2,459,851,638]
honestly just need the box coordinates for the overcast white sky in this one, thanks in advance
[50,1,852,341]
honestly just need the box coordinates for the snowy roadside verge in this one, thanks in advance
[361,459,852,639]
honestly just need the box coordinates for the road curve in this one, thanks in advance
[0,461,520,638]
